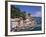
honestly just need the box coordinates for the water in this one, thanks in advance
[19,24,41,31]
[31,24,41,31]
[11,24,41,32]
[11,17,42,31]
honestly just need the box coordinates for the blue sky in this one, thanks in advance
[14,5,42,17]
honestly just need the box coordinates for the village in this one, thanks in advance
[11,13,36,32]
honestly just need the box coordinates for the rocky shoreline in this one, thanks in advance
[11,15,36,32]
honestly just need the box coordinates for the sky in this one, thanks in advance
[13,5,42,17]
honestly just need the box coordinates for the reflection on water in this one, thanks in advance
[31,24,41,31]
[10,17,42,32]
[11,24,41,32]
[19,24,41,31]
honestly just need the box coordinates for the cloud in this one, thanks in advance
[32,11,41,17]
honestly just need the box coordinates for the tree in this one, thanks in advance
[28,13,31,16]
[11,5,26,18]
